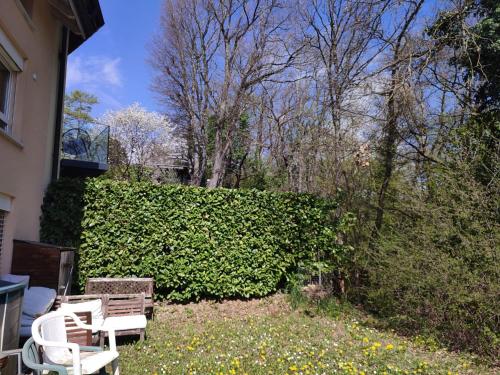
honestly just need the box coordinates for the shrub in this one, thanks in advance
[39,178,86,247]
[355,166,499,358]
[40,178,349,301]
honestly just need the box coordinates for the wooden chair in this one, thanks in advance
[99,294,146,346]
[66,311,93,346]
[85,278,154,318]
[55,293,147,346]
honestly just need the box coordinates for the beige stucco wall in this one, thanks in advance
[0,0,62,273]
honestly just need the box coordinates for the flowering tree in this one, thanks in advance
[100,103,182,181]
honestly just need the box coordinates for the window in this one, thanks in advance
[0,27,23,133]
[0,59,12,130]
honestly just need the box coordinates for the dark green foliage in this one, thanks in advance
[40,179,86,247]
[454,111,500,186]
[348,4,500,359]
[107,138,128,168]
[103,164,156,183]
[469,0,500,109]
[358,165,499,358]
[40,178,349,301]
[429,0,500,110]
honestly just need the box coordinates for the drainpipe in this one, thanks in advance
[51,26,69,181]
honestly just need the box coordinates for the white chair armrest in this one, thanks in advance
[31,339,79,352]
[67,312,117,351]
[65,311,101,331]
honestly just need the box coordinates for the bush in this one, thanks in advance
[356,166,499,358]
[41,178,349,301]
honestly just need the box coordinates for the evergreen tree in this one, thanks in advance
[64,90,98,130]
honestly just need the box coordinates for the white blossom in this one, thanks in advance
[100,103,184,168]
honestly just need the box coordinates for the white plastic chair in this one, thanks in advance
[31,311,119,375]
[58,296,147,345]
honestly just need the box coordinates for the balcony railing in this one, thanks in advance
[61,124,109,164]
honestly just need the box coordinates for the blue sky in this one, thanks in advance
[66,0,164,117]
[66,0,443,119]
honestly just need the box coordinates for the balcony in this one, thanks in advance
[60,124,109,178]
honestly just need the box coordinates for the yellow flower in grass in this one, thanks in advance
[362,337,369,343]
[289,364,298,372]
[385,344,394,350]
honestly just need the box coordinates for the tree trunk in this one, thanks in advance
[374,79,398,233]
[208,126,227,187]
[372,0,424,238]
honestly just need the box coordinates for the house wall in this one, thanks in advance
[0,0,62,273]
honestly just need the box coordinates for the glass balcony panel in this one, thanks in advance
[61,124,109,164]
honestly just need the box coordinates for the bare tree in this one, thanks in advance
[152,0,303,187]
[151,0,486,210]
[372,0,426,235]
[151,0,218,185]
[298,0,390,188]
[206,0,305,187]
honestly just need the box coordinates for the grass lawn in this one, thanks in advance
[119,294,494,375]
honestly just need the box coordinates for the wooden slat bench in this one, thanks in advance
[85,278,154,318]
[66,311,93,346]
[54,293,147,346]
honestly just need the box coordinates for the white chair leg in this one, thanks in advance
[112,358,120,375]
[108,330,117,352]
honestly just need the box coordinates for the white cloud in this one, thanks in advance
[66,55,124,111]
[67,55,122,88]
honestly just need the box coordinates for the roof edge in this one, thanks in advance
[67,0,104,53]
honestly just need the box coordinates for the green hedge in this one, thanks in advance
[40,178,347,301]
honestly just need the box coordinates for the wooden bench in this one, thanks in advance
[66,311,93,346]
[85,278,154,318]
[54,293,147,346]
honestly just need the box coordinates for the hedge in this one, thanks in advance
[40,178,347,301]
